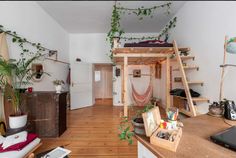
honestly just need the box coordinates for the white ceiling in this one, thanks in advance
[37,1,185,33]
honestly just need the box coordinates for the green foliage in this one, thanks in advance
[118,116,134,145]
[135,104,154,118]
[118,104,155,145]
[0,25,46,57]
[107,2,177,60]
[0,54,48,115]
[53,79,65,86]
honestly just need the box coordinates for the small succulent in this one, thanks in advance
[53,80,65,86]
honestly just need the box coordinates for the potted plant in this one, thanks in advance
[53,79,65,93]
[0,54,44,129]
[118,104,154,144]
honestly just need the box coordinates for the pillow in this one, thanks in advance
[1,131,27,149]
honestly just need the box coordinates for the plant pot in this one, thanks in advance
[9,114,27,129]
[55,85,62,93]
[131,117,146,135]
[226,42,236,54]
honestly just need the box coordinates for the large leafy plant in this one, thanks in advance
[0,53,45,115]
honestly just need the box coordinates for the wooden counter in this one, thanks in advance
[136,115,236,158]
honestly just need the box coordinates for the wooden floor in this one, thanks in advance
[36,100,137,158]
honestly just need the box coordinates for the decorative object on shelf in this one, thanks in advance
[226,37,236,54]
[107,2,177,58]
[174,77,182,82]
[53,80,65,93]
[27,87,33,93]
[0,53,47,129]
[133,69,141,78]
[31,63,44,82]
[118,104,154,144]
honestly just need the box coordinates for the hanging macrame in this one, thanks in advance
[131,82,153,106]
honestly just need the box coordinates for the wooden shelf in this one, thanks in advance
[173,65,199,71]
[187,81,204,86]
[172,55,195,61]
[172,95,209,103]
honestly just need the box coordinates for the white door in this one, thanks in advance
[70,62,94,110]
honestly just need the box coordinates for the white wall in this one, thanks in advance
[0,1,69,91]
[167,1,236,113]
[69,33,158,106]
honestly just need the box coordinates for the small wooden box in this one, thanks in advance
[142,107,182,152]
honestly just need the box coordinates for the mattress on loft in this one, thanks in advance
[0,138,41,158]
[124,40,173,47]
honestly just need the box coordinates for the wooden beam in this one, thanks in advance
[219,36,228,101]
[173,41,197,116]
[123,56,128,117]
[166,56,171,109]
[113,53,169,58]
[113,47,190,54]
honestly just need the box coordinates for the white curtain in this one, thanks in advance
[0,33,9,122]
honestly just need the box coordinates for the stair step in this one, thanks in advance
[187,81,204,86]
[179,108,201,117]
[172,55,195,61]
[173,66,199,71]
[172,95,209,103]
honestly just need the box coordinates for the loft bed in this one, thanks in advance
[112,38,190,116]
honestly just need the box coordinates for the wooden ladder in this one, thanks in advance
[172,41,209,117]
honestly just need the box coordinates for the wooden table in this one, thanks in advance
[136,115,236,158]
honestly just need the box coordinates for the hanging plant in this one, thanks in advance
[107,2,177,60]
[0,25,47,58]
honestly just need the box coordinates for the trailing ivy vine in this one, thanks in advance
[0,25,50,59]
[107,2,178,58]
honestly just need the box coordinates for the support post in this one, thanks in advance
[166,56,171,109]
[123,56,128,116]
[219,36,228,101]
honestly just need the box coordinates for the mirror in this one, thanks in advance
[31,63,44,82]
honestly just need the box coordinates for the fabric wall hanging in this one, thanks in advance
[155,62,162,79]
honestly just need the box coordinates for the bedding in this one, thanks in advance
[0,133,37,152]
[1,131,27,149]
[124,40,173,47]
[0,138,40,158]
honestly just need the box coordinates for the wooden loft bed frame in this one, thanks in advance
[113,39,209,117]
[112,39,190,116]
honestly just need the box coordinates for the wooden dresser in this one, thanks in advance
[20,91,68,137]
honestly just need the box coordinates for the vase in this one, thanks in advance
[55,85,62,93]
[9,114,27,129]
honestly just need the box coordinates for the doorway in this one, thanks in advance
[93,64,113,106]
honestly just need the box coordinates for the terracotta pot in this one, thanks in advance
[9,114,27,129]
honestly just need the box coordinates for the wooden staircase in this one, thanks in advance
[172,41,209,117]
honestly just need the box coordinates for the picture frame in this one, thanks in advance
[133,69,141,78]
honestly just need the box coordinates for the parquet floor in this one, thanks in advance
[35,99,138,158]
